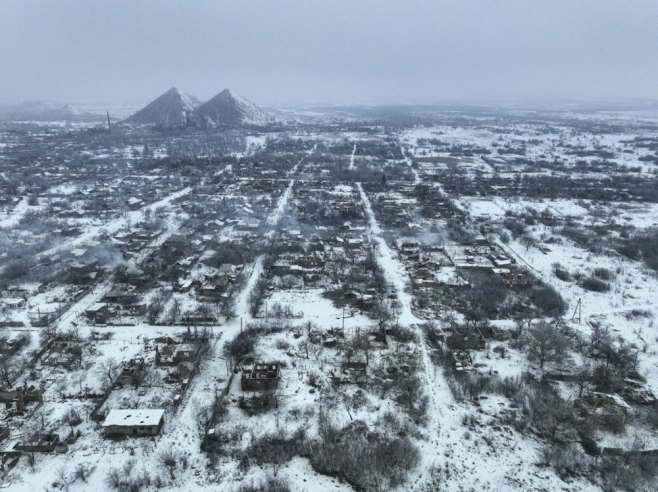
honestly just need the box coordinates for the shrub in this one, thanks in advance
[504,219,525,238]
[581,277,610,293]
[309,418,420,490]
[455,373,492,399]
[387,324,417,343]
[552,263,571,281]
[523,383,575,442]
[493,375,525,400]
[540,443,587,477]
[275,338,290,350]
[593,267,614,281]
[223,328,258,361]
[1,259,29,281]
[529,286,567,318]
[597,454,658,491]
[239,477,291,492]
[617,241,641,260]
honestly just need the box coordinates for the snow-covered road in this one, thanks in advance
[35,186,193,261]
[400,143,420,185]
[357,182,452,491]
[348,143,357,170]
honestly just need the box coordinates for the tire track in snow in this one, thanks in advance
[399,143,420,185]
[357,182,450,490]
[348,143,357,170]
[154,154,306,481]
[54,206,192,331]
[35,186,194,261]
[235,150,308,323]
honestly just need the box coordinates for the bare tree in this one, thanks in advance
[588,323,613,359]
[575,364,592,397]
[526,321,570,374]
[62,408,82,431]
[371,299,392,333]
[168,298,182,324]
[97,357,121,389]
[105,468,122,489]
[74,463,94,483]
[520,233,537,251]
[298,339,309,359]
[352,331,374,366]
[158,449,178,480]
[69,344,84,367]
[147,291,167,324]
[525,385,574,443]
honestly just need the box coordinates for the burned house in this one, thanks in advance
[68,260,99,282]
[621,378,657,405]
[85,302,108,324]
[0,386,44,414]
[217,263,240,278]
[197,276,231,302]
[15,431,67,453]
[155,342,198,366]
[446,326,486,350]
[115,358,147,387]
[1,297,26,310]
[331,361,368,385]
[175,278,195,292]
[29,309,59,328]
[241,363,281,391]
[450,350,474,373]
[103,286,138,305]
[102,409,165,437]
[101,285,147,317]
[575,392,632,426]
[41,337,82,369]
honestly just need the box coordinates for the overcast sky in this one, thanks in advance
[1,0,657,106]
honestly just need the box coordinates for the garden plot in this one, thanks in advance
[508,234,658,387]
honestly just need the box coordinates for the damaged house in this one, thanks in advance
[241,363,281,391]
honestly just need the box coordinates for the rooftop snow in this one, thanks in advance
[102,409,164,427]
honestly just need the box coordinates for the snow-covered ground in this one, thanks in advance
[2,111,657,491]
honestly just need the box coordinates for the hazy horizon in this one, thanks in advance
[2,1,657,107]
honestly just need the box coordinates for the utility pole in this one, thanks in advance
[571,298,582,324]
[106,112,112,133]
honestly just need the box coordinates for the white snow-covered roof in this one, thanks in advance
[3,298,25,306]
[102,409,164,427]
[177,278,193,288]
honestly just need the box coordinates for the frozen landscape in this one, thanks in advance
[1,1,658,490]
[0,100,657,492]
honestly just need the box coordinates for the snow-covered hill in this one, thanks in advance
[0,100,96,121]
[124,87,201,126]
[192,89,271,126]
